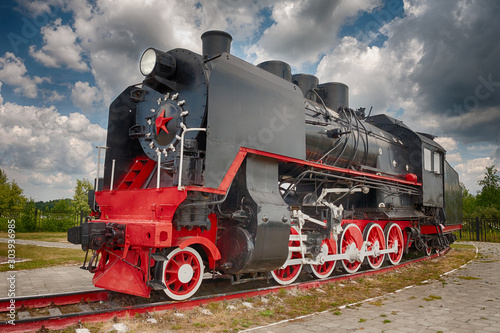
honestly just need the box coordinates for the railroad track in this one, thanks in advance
[0,249,448,332]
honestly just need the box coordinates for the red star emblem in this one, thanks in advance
[155,109,173,135]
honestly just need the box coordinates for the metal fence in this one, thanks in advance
[458,217,500,242]
[0,209,83,232]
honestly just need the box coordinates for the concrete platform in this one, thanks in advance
[245,242,500,333]
[1,265,101,297]
[0,238,81,250]
[0,238,100,297]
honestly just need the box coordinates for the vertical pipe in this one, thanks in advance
[157,151,161,189]
[178,133,185,190]
[95,147,101,209]
[110,159,116,191]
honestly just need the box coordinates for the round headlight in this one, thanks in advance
[140,48,157,76]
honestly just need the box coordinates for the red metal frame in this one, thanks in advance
[239,148,421,186]
[421,224,462,234]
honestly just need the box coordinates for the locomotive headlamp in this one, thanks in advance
[140,48,157,75]
[139,48,176,78]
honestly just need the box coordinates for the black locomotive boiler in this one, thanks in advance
[68,31,462,300]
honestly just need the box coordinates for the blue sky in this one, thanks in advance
[0,0,499,201]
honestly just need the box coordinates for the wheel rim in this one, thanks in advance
[162,246,204,300]
[385,223,404,265]
[310,234,337,279]
[340,224,363,274]
[271,227,303,285]
[364,223,386,269]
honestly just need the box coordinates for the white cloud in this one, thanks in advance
[0,90,107,199]
[0,82,3,105]
[54,0,274,109]
[68,0,201,107]
[246,0,381,69]
[29,18,88,72]
[454,157,493,193]
[13,0,384,113]
[466,143,496,153]
[316,35,424,118]
[29,172,72,188]
[0,52,51,98]
[53,0,385,109]
[446,152,462,164]
[15,0,54,16]
[44,89,65,102]
[0,101,106,181]
[190,0,273,42]
[434,137,458,152]
[71,81,102,113]
[316,0,500,147]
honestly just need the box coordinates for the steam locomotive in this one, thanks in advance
[68,31,462,300]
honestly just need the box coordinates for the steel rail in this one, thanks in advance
[0,290,109,310]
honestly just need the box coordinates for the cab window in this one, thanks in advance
[424,148,432,171]
[424,148,442,173]
[433,152,441,174]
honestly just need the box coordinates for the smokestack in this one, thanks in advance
[292,74,319,101]
[201,30,233,59]
[317,82,349,110]
[257,60,292,82]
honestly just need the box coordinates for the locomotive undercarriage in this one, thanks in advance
[68,150,457,300]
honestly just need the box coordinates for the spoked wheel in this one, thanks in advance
[310,234,337,279]
[271,226,303,285]
[363,223,386,269]
[340,223,364,274]
[161,246,204,300]
[385,223,404,265]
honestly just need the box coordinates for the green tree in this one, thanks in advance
[476,165,500,209]
[72,178,93,216]
[0,169,27,210]
[461,182,476,218]
[19,200,38,232]
[45,199,74,232]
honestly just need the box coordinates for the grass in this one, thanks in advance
[423,295,442,301]
[450,243,475,250]
[0,243,86,271]
[0,231,69,243]
[455,230,500,243]
[457,276,481,280]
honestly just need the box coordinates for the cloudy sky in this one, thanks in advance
[0,0,499,201]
